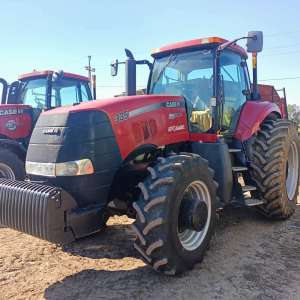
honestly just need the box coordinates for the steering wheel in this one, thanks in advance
[182,85,207,111]
[33,96,45,109]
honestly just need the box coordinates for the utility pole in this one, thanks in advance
[85,55,95,87]
[85,55,96,99]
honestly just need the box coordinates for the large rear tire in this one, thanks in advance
[131,153,217,275]
[0,149,25,180]
[248,118,300,219]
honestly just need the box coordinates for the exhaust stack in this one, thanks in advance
[125,49,137,96]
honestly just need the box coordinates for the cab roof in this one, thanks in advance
[151,37,247,58]
[18,70,89,82]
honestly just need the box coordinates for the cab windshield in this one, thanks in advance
[150,49,214,132]
[19,77,91,109]
[149,49,249,133]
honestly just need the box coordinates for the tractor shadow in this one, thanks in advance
[44,267,177,300]
[61,206,270,261]
[45,207,296,300]
[62,217,140,260]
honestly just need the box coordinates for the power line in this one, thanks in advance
[265,42,300,51]
[265,30,300,37]
[262,49,300,56]
[260,76,300,82]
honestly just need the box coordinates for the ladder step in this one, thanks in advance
[245,198,264,207]
[232,166,248,172]
[242,185,257,192]
[228,148,241,153]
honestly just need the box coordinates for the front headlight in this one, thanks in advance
[26,159,94,177]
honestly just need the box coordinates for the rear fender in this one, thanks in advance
[234,101,281,141]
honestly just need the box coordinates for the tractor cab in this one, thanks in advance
[2,70,93,105]
[112,32,265,139]
[16,70,93,123]
[149,38,250,135]
[1,70,93,121]
[17,70,92,106]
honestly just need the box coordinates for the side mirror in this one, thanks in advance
[246,31,263,53]
[111,59,118,77]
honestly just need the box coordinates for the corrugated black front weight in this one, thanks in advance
[0,179,77,244]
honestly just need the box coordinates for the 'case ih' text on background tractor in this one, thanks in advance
[0,70,93,180]
[0,31,299,275]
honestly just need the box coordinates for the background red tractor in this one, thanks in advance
[0,31,299,275]
[0,70,93,180]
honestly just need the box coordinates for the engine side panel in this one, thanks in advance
[234,101,281,141]
[102,97,189,159]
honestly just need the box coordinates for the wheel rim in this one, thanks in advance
[286,141,299,201]
[0,163,15,180]
[178,180,211,251]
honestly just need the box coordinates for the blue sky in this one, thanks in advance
[0,0,300,104]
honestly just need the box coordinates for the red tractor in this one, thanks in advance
[0,70,93,180]
[0,31,299,275]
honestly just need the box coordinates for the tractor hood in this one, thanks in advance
[43,94,183,118]
[26,94,187,207]
[40,94,187,159]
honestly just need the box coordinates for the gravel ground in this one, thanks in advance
[0,204,299,300]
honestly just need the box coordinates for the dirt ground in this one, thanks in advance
[0,203,299,300]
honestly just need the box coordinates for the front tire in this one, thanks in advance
[131,153,217,275]
[0,149,25,180]
[248,118,300,219]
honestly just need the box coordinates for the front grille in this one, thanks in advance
[0,179,77,244]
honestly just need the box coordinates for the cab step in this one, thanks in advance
[245,198,264,207]
[242,185,257,192]
[232,166,248,172]
[228,148,241,153]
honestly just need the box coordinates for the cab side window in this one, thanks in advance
[81,82,91,101]
[59,85,80,105]
[20,78,47,109]
[220,52,248,131]
[52,78,81,107]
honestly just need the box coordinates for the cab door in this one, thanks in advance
[220,51,250,133]
[18,77,48,125]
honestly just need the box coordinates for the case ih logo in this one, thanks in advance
[0,109,23,116]
[165,101,181,108]
[5,120,17,131]
[42,128,61,136]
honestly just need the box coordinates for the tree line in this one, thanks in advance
[288,104,300,127]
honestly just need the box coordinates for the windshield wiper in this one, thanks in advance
[151,53,177,92]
